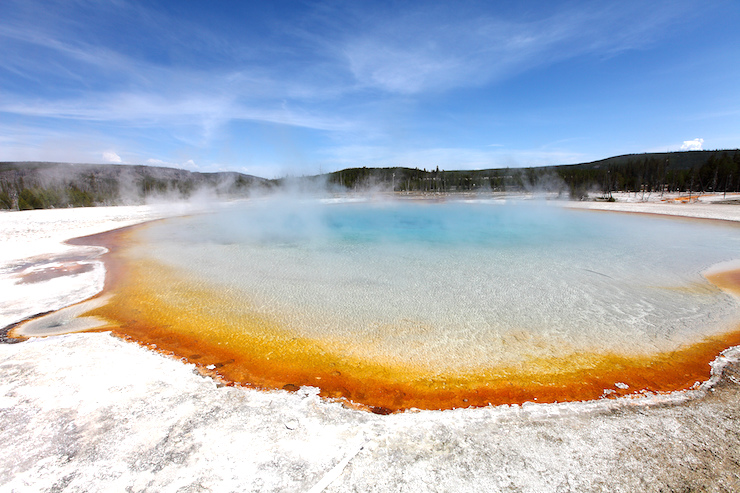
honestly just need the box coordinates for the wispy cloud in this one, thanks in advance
[0,0,356,140]
[338,2,695,94]
[1,1,697,124]
[0,91,354,135]
[1,0,729,173]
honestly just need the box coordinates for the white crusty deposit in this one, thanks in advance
[0,204,210,330]
[2,197,740,492]
[566,192,740,222]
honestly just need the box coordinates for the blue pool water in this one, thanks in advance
[132,198,740,372]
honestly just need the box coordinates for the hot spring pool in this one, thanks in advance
[83,198,740,412]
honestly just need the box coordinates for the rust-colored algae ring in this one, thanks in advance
[51,219,740,413]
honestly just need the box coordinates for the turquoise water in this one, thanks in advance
[136,198,740,371]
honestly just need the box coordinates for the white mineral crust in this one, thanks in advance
[2,197,740,492]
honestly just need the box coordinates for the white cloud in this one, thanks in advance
[0,91,353,135]
[102,151,122,163]
[680,138,704,151]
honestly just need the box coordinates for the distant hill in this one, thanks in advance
[555,150,724,172]
[0,162,267,210]
[320,150,740,199]
[2,150,739,209]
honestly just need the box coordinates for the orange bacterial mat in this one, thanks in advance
[58,224,740,413]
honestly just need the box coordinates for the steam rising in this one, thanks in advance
[136,199,740,372]
[0,162,268,209]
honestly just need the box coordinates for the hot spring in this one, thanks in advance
[78,198,740,412]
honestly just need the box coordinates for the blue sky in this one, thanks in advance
[1,0,739,178]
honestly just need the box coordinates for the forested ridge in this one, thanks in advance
[2,150,739,210]
[0,162,266,210]
[323,150,740,199]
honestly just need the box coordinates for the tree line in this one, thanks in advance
[0,163,264,210]
[326,150,740,199]
[2,151,739,210]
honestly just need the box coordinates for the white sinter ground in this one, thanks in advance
[2,194,740,492]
